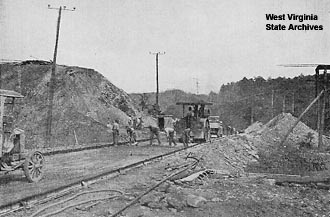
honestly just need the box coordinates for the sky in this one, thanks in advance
[1,0,330,94]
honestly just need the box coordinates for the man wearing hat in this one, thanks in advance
[112,119,120,146]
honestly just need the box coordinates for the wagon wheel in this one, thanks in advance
[24,151,44,182]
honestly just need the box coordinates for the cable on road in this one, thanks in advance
[30,189,124,217]
[40,195,120,217]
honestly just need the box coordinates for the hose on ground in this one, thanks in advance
[39,195,119,217]
[30,189,124,217]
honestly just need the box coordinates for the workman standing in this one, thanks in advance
[182,129,190,147]
[183,107,193,147]
[127,119,138,145]
[132,117,137,129]
[186,106,193,128]
[112,119,120,146]
[165,128,177,146]
[198,105,205,118]
[164,118,177,146]
[148,125,161,146]
[106,119,112,141]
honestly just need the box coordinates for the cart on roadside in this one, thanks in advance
[0,89,44,182]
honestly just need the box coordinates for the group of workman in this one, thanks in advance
[108,116,178,147]
[109,117,140,146]
[109,105,213,147]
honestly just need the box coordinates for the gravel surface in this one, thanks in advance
[7,138,330,217]
[0,140,181,207]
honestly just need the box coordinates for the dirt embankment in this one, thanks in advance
[190,113,330,176]
[241,113,330,175]
[1,60,152,149]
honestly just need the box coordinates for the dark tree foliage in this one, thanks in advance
[130,75,317,131]
[217,75,316,130]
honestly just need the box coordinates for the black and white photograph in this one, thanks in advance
[1,0,330,216]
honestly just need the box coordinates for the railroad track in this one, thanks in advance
[0,140,211,216]
[42,138,151,157]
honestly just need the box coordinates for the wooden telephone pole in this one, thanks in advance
[282,95,286,113]
[271,89,274,118]
[292,92,295,114]
[46,5,75,146]
[149,51,165,109]
[313,65,330,149]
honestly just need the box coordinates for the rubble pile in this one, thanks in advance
[247,113,330,149]
[0,61,145,148]
[189,136,259,174]
[190,113,330,175]
[244,121,263,134]
[249,146,330,175]
[243,113,330,174]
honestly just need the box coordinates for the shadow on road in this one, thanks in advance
[0,173,27,185]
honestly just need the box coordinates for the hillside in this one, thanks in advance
[0,60,141,148]
[130,89,208,118]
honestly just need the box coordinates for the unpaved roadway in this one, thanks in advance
[7,139,330,217]
[0,141,184,207]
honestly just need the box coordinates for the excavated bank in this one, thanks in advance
[0,61,144,148]
[243,113,330,174]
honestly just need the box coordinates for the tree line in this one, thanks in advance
[130,74,319,131]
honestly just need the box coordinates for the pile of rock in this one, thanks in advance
[191,113,330,176]
[196,136,259,174]
[135,183,209,212]
[247,113,330,149]
[242,113,330,174]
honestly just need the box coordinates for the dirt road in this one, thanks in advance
[7,139,330,217]
[0,142,183,207]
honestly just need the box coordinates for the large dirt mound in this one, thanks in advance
[0,60,143,148]
[196,136,259,174]
[262,113,319,147]
[195,113,330,176]
[244,121,263,134]
[246,113,330,149]
[243,113,330,174]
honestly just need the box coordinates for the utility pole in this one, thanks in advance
[292,92,295,114]
[17,68,21,93]
[193,78,199,95]
[250,96,254,125]
[46,5,75,146]
[316,68,321,145]
[250,106,254,125]
[282,95,286,113]
[319,69,327,149]
[149,51,165,109]
[271,89,274,118]
[0,64,1,89]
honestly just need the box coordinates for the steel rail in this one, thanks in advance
[0,141,207,216]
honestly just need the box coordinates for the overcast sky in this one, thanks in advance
[1,0,330,94]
